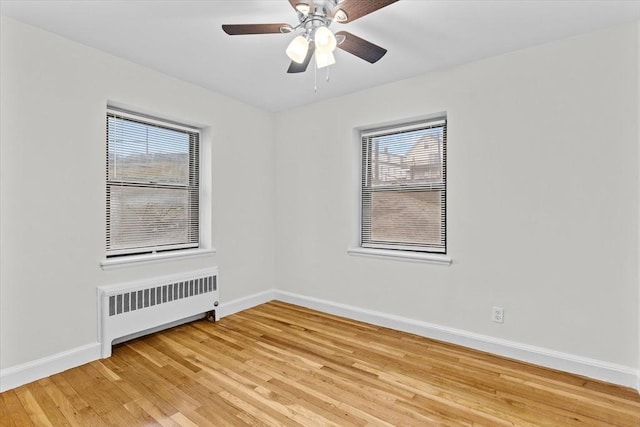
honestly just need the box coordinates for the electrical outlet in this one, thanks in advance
[492,306,504,323]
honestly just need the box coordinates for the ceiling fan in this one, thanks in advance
[222,0,399,74]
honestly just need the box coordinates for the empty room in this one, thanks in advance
[1,0,640,425]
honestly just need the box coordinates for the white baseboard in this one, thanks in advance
[0,343,101,393]
[274,290,640,393]
[2,290,638,394]
[0,290,276,393]
[217,289,276,318]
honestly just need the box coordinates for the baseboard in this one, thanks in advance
[0,290,276,393]
[0,343,101,393]
[110,290,277,346]
[2,290,638,394]
[217,289,276,318]
[274,290,640,392]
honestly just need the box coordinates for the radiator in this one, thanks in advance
[97,267,219,358]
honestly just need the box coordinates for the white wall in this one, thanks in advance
[1,14,639,388]
[0,17,276,370]
[275,22,639,368]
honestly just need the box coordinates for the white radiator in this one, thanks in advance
[97,267,219,358]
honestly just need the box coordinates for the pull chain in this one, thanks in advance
[313,64,332,94]
[314,62,318,94]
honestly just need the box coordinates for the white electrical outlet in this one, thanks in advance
[492,306,504,323]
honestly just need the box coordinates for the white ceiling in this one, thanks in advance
[2,0,639,112]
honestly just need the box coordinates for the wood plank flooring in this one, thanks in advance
[1,301,639,426]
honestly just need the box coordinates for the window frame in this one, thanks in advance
[105,107,202,259]
[355,116,451,263]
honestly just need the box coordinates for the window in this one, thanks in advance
[106,109,200,257]
[361,117,447,254]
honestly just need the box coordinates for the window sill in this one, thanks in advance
[100,248,216,270]
[347,247,452,265]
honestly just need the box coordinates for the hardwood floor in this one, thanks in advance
[1,301,639,426]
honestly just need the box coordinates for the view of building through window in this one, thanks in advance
[362,119,446,253]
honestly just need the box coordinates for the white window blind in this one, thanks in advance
[361,117,447,253]
[106,109,200,257]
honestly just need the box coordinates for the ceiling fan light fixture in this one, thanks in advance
[314,26,337,53]
[222,0,398,76]
[315,50,335,69]
[286,35,309,64]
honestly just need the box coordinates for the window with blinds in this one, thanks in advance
[361,117,447,253]
[106,109,200,257]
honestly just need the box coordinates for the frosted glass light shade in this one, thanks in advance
[314,26,336,53]
[286,36,309,64]
[315,50,335,69]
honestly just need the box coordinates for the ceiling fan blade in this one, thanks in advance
[288,0,315,15]
[222,23,292,35]
[330,0,399,23]
[287,42,315,73]
[335,31,387,64]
